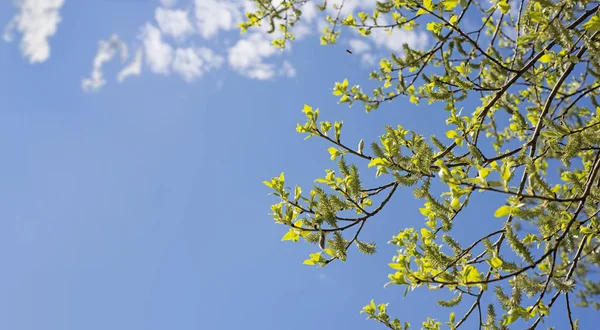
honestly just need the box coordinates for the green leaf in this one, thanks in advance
[498,0,510,14]
[294,186,301,201]
[388,263,405,270]
[580,226,594,235]
[310,252,323,261]
[463,265,481,283]
[537,303,550,316]
[494,205,511,217]
[368,158,388,168]
[302,104,313,115]
[489,257,503,268]
[503,312,520,326]
[478,167,491,180]
[423,0,433,10]
[281,229,299,241]
[445,130,459,139]
[583,14,600,32]
[451,198,460,210]
[328,147,339,160]
[380,59,393,73]
[449,15,458,25]
[419,207,431,216]
[443,0,459,10]
[272,39,285,48]
[538,54,553,63]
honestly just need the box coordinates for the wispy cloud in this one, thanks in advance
[73,0,418,90]
[118,48,143,83]
[3,0,65,63]
[348,39,371,54]
[82,35,128,92]
[160,0,178,7]
[279,60,296,78]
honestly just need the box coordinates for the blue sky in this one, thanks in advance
[0,0,597,329]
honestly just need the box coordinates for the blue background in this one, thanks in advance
[0,1,596,329]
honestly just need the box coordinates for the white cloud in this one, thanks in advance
[172,47,223,82]
[301,2,318,22]
[357,17,429,54]
[228,32,282,80]
[160,0,178,7]
[293,24,312,40]
[140,23,173,74]
[81,35,128,92]
[194,0,241,39]
[369,28,429,53]
[348,39,377,65]
[3,0,65,63]
[118,48,143,82]
[361,53,376,66]
[279,60,296,78]
[155,7,194,40]
[348,38,371,54]
[326,0,376,16]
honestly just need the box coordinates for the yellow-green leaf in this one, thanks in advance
[446,130,459,139]
[282,230,299,241]
[294,186,301,201]
[478,167,492,179]
[490,257,503,268]
[498,0,510,14]
[443,0,459,10]
[583,14,600,32]
[302,104,313,114]
[463,265,481,283]
[388,263,405,270]
[451,198,460,210]
[538,54,553,63]
[423,0,433,10]
[368,158,388,168]
[410,95,419,104]
[494,205,511,217]
[503,312,520,326]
